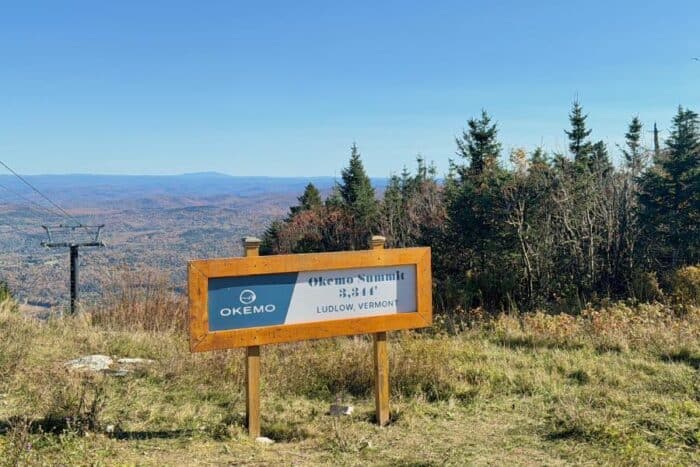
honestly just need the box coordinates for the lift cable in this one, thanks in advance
[0,182,65,219]
[0,159,83,226]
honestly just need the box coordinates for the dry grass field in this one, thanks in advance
[0,294,699,466]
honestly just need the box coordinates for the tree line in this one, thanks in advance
[261,103,699,318]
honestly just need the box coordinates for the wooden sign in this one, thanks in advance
[187,236,432,436]
[188,245,431,352]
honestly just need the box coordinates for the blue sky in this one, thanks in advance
[1,1,698,177]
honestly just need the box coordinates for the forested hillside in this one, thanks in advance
[262,103,700,317]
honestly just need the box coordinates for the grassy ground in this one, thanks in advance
[0,300,699,466]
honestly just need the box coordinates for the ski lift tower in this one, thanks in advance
[41,224,105,314]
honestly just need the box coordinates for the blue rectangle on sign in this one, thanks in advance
[208,273,298,331]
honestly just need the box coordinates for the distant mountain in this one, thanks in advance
[180,171,232,177]
[0,172,396,305]
[0,173,390,206]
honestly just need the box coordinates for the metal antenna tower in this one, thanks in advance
[41,224,105,314]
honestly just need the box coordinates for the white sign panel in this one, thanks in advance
[208,265,417,331]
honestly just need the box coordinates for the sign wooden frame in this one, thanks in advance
[188,247,432,352]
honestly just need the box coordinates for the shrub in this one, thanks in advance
[91,266,186,334]
[391,335,462,401]
[10,364,108,435]
[267,339,374,398]
[671,265,700,308]
[0,300,33,389]
[0,280,12,302]
[489,302,700,356]
[630,270,664,303]
[264,335,462,402]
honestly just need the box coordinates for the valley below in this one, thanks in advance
[0,173,356,307]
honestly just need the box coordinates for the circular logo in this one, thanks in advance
[239,289,256,305]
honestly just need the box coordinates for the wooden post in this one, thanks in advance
[243,236,261,438]
[371,235,390,426]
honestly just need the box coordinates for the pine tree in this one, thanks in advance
[622,117,644,176]
[324,186,343,209]
[639,106,700,268]
[456,110,501,177]
[415,155,428,181]
[665,107,699,178]
[618,118,645,283]
[337,143,379,248]
[446,111,514,309]
[400,166,413,197]
[529,147,549,168]
[591,140,612,176]
[565,101,594,165]
[260,220,285,255]
[290,182,322,216]
[381,174,404,246]
[339,144,375,205]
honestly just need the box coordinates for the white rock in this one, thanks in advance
[105,424,115,434]
[65,355,113,372]
[329,404,354,416]
[255,436,275,445]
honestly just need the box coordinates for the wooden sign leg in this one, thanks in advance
[370,235,390,426]
[243,236,262,438]
[374,331,390,426]
[246,345,261,438]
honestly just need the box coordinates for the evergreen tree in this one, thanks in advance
[263,183,325,254]
[381,174,404,246]
[665,107,699,178]
[622,117,644,176]
[617,118,645,285]
[339,144,376,205]
[639,106,700,269]
[290,182,322,216]
[529,147,549,168]
[324,185,344,209]
[379,157,443,249]
[456,110,501,177]
[415,155,428,181]
[565,101,594,165]
[591,140,612,176]
[399,166,413,197]
[446,111,514,309]
[337,143,379,248]
[260,220,284,255]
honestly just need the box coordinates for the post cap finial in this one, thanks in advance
[370,235,386,250]
[243,236,262,246]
